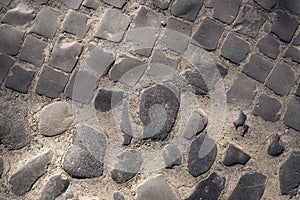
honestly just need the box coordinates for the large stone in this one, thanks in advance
[253,94,282,122]
[171,0,203,21]
[100,0,126,8]
[63,10,88,38]
[2,4,34,26]
[94,89,124,112]
[0,0,11,6]
[60,0,83,9]
[151,0,171,10]
[0,24,24,55]
[285,45,300,63]
[254,0,277,11]
[207,0,241,24]
[0,54,14,84]
[284,97,300,131]
[162,144,181,168]
[82,0,99,9]
[183,69,208,95]
[183,110,208,139]
[257,34,280,59]
[279,0,300,16]
[267,134,284,156]
[223,144,250,166]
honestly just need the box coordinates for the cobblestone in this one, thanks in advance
[183,110,207,139]
[267,134,284,156]
[254,0,277,11]
[113,191,125,200]
[183,69,208,95]
[253,94,282,122]
[2,4,34,26]
[284,45,300,63]
[207,0,241,24]
[223,144,250,166]
[63,10,88,39]
[170,0,203,22]
[279,0,300,16]
[60,0,83,10]
[100,0,126,9]
[0,24,24,55]
[151,0,171,10]
[257,34,280,59]
[82,0,99,9]
[162,143,181,168]
[284,96,300,131]
[0,54,14,84]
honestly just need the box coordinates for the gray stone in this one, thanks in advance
[60,0,83,9]
[188,133,217,177]
[113,191,125,200]
[257,34,280,59]
[171,0,203,21]
[36,65,69,98]
[162,144,181,168]
[100,0,126,8]
[31,7,59,38]
[185,173,226,200]
[150,49,180,69]
[49,38,82,72]
[151,0,171,10]
[0,157,3,177]
[63,10,88,38]
[253,94,282,122]
[0,24,24,55]
[82,0,99,9]
[9,150,53,196]
[229,172,267,200]
[221,33,250,64]
[293,33,300,45]
[2,4,34,26]
[183,69,208,95]
[254,0,277,11]
[5,65,35,93]
[280,0,300,16]
[0,54,14,84]
[233,111,247,129]
[136,175,177,200]
[207,0,241,24]
[94,9,130,42]
[223,144,250,166]
[19,35,47,67]
[133,6,161,28]
[94,89,124,112]
[216,64,228,78]
[0,0,11,6]
[284,97,300,131]
[39,174,70,200]
[296,83,300,97]
[265,63,295,96]
[39,102,73,136]
[192,18,224,50]
[267,134,284,156]
[120,101,133,145]
[183,110,208,139]
[33,0,49,4]
[285,45,300,63]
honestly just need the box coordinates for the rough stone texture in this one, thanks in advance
[188,133,217,177]
[223,144,251,166]
[9,150,53,196]
[267,134,284,156]
[5,65,35,93]
[265,63,295,96]
[31,7,59,38]
[113,191,125,200]
[279,151,300,197]
[284,96,300,131]
[94,9,130,42]
[136,175,177,200]
[2,4,34,26]
[192,18,224,50]
[19,35,47,67]
[82,0,99,9]
[207,0,241,24]
[120,101,133,145]
[0,0,11,6]
[253,94,282,122]
[183,110,208,139]
[151,0,171,10]
[229,172,267,200]
[39,102,73,137]
[279,0,300,16]
[162,144,181,168]
[233,111,247,129]
[100,0,126,8]
[0,54,14,84]
[221,33,250,64]
[183,69,208,95]
[63,10,88,38]
[171,0,203,21]
[185,173,226,200]
[0,24,24,55]
[33,0,49,4]
[257,34,280,59]
[94,89,124,112]
[60,0,83,10]
[36,65,69,98]
[284,45,300,63]
[254,0,277,11]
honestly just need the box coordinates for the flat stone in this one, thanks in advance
[2,4,34,26]
[0,0,11,6]
[253,94,282,122]
[31,7,59,38]
[94,89,124,112]
[0,24,24,55]
[19,35,47,67]
[82,0,99,9]
[162,144,181,168]
[36,65,69,98]
[280,0,300,16]
[265,63,295,96]
[271,11,299,43]
[151,0,171,10]
[216,64,228,78]
[39,102,73,136]
[63,10,88,38]
[284,97,300,131]
[254,0,277,11]
[285,45,300,63]
[171,0,203,21]
[192,18,224,50]
[136,175,177,200]
[5,65,35,93]
[111,150,142,183]
[267,134,284,156]
[0,54,14,84]
[150,49,180,69]
[188,133,217,177]
[120,102,133,145]
[9,150,53,196]
[38,174,70,200]
[207,0,241,24]
[100,0,126,8]
[94,9,130,42]
[33,0,49,4]
[223,144,250,166]
[60,0,83,9]
[49,38,82,72]
[279,151,300,197]
[257,34,280,59]
[183,69,208,95]
[229,172,267,200]
[221,33,250,64]
[183,110,208,139]
[233,111,247,129]
[185,173,226,200]
[133,6,161,28]
[113,191,125,200]
[227,73,258,108]
[0,157,3,177]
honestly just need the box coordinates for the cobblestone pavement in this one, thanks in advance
[0,0,299,199]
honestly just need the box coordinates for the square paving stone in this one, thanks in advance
[82,0,99,9]
[257,34,280,59]
[5,65,35,93]
[221,33,250,64]
[253,94,282,122]
[265,63,295,96]
[242,54,273,83]
[0,54,14,84]
[284,97,300,131]
[233,6,266,38]
[2,4,35,26]
[279,0,300,16]
[31,7,60,38]
[271,11,299,43]
[60,0,83,10]
[151,0,171,10]
[284,45,300,63]
[192,18,224,51]
[0,24,24,56]
[36,65,69,98]
[19,35,47,67]
[63,10,88,39]
[100,0,126,8]
[207,0,241,24]
[170,0,203,22]
[254,0,277,11]
[94,9,131,43]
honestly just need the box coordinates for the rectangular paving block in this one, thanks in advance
[0,54,14,84]
[100,0,126,8]
[0,24,24,56]
[279,0,300,16]
[63,10,88,39]
[170,0,203,21]
[253,94,282,122]
[2,4,35,26]
[284,96,300,131]
[254,0,277,11]
[284,45,300,64]
[60,0,83,10]
[257,34,280,59]
[207,0,241,24]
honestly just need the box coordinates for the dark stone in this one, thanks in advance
[221,33,250,64]
[183,110,208,139]
[39,174,70,200]
[0,24,24,55]
[257,34,280,59]
[150,49,180,69]
[82,0,99,9]
[279,0,300,16]
[111,150,142,183]
[94,89,124,112]
[120,101,133,145]
[185,173,226,200]
[293,34,300,45]
[60,0,83,9]
[0,157,3,177]
[284,97,300,131]
[36,65,69,98]
[113,191,125,200]
[33,0,49,4]
[241,124,249,137]
[183,69,208,95]
[223,144,250,166]
[0,0,11,6]
[216,63,228,77]
[279,151,300,197]
[265,63,295,96]
[5,65,35,93]
[2,4,34,26]
[100,0,126,8]
[188,133,217,177]
[31,7,59,38]
[229,172,267,200]
[192,18,224,50]
[233,111,247,129]
[267,134,284,156]
[0,54,14,84]
[9,150,53,196]
[162,144,181,168]
[253,94,282,122]
[207,0,241,24]
[151,0,171,10]
[171,0,203,21]
[296,83,300,97]
[63,10,88,38]
[285,45,300,63]
[254,0,277,11]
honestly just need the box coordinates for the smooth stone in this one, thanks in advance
[0,24,24,55]
[2,4,34,26]
[162,144,181,168]
[223,144,250,166]
[171,0,203,21]
[233,111,247,129]
[183,110,208,139]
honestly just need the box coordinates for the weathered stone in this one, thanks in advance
[183,69,208,95]
[162,144,181,168]
[293,33,300,45]
[257,34,280,59]
[284,97,300,131]
[0,54,14,84]
[223,144,250,166]
[0,24,24,55]
[120,102,133,145]
[254,0,277,11]
[2,4,34,26]
[183,110,208,139]
[60,0,83,9]
[33,0,49,4]
[253,94,282,122]
[216,64,228,77]
[82,0,99,9]
[9,150,53,196]
[267,134,284,156]
[207,0,241,24]
[280,0,300,16]
[150,49,180,69]
[113,191,125,200]
[285,45,300,63]
[233,111,247,129]
[171,0,203,21]
[100,0,126,8]
[185,173,225,200]
[0,157,3,177]
[63,10,88,38]
[151,0,171,10]
[0,0,11,6]
[94,89,124,112]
